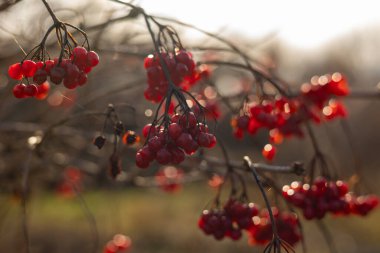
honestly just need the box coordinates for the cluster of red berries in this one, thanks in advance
[135,112,216,168]
[104,234,131,253]
[247,208,301,247]
[231,73,349,161]
[282,177,379,219]
[143,50,209,103]
[198,199,259,241]
[301,73,349,109]
[9,46,99,99]
[155,166,184,193]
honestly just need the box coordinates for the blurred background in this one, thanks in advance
[1,0,380,253]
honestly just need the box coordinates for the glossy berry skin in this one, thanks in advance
[50,66,66,84]
[156,148,172,165]
[35,82,50,100]
[12,83,26,98]
[87,51,100,67]
[21,60,37,77]
[33,69,48,84]
[24,84,38,97]
[72,46,88,68]
[8,63,23,80]
[135,152,149,169]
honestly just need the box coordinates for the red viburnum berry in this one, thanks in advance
[21,60,37,77]
[87,51,100,67]
[12,83,26,98]
[8,63,23,80]
[24,84,38,97]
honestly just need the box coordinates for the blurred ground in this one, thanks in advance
[1,184,380,253]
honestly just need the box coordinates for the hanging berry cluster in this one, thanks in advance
[232,73,349,161]
[136,111,216,168]
[198,198,260,241]
[143,50,209,103]
[9,9,99,99]
[136,16,217,169]
[282,177,379,219]
[247,208,301,247]
[10,47,99,99]
[198,199,301,247]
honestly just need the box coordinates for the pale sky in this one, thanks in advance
[140,0,380,49]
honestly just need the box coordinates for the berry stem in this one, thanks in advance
[41,0,60,25]
[243,156,279,239]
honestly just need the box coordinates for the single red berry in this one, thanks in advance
[143,54,156,69]
[176,63,189,76]
[148,136,164,152]
[35,61,44,70]
[136,152,149,169]
[156,148,172,165]
[168,123,183,140]
[72,46,88,69]
[77,72,88,86]
[87,50,100,67]
[63,77,79,89]
[142,124,156,138]
[65,62,80,81]
[44,60,55,74]
[169,147,185,164]
[21,60,37,77]
[50,66,66,84]
[207,134,217,148]
[24,84,38,97]
[179,112,197,129]
[8,63,23,80]
[35,82,50,100]
[33,68,48,84]
[139,146,155,161]
[12,83,26,98]
[176,133,193,149]
[237,115,250,130]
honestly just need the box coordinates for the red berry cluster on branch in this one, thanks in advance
[282,177,379,219]
[143,50,207,103]
[247,208,301,247]
[136,112,216,168]
[9,46,99,99]
[231,73,349,161]
[198,199,259,241]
